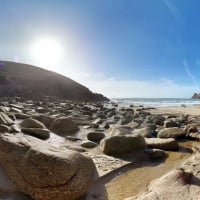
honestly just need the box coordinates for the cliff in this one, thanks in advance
[0,61,109,101]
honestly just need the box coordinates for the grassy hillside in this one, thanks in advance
[0,61,109,101]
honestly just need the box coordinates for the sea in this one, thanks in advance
[111,98,200,108]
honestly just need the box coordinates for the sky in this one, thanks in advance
[1,0,200,98]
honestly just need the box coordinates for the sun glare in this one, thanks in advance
[30,38,63,68]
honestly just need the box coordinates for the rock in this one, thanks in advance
[186,132,200,140]
[80,140,98,148]
[10,125,21,133]
[100,135,146,155]
[63,144,86,152]
[145,138,178,150]
[157,127,185,139]
[108,125,134,137]
[66,136,82,141]
[125,169,192,200]
[50,117,79,136]
[133,127,154,138]
[164,120,179,128]
[0,133,95,200]
[145,148,168,159]
[21,118,46,129]
[15,113,30,120]
[0,112,14,125]
[22,128,50,140]
[118,115,133,125]
[0,125,10,133]
[10,107,22,113]
[87,131,105,142]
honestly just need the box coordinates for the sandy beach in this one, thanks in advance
[150,105,200,116]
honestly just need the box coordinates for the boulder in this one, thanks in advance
[108,125,134,137]
[144,148,167,159]
[125,169,192,200]
[0,133,95,200]
[157,127,185,139]
[100,135,146,155]
[80,140,98,148]
[164,120,179,128]
[0,125,10,133]
[50,117,79,136]
[133,127,154,138]
[0,112,14,125]
[21,118,46,129]
[22,128,50,140]
[145,138,178,150]
[15,113,30,120]
[87,131,105,142]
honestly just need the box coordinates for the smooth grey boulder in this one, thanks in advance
[157,127,185,139]
[20,118,46,129]
[100,135,146,155]
[0,133,95,200]
[145,138,178,150]
[50,117,79,136]
[87,131,105,142]
[22,128,50,140]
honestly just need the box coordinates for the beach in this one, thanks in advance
[0,98,200,200]
[151,105,200,116]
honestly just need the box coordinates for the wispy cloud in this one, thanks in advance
[162,0,184,25]
[183,59,199,91]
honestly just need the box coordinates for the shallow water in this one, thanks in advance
[101,140,198,200]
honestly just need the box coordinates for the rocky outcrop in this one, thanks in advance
[192,92,200,99]
[0,133,95,200]
[0,61,109,101]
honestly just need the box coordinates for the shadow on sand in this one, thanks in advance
[81,151,168,200]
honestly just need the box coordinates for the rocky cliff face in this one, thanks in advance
[192,93,200,99]
[0,61,109,101]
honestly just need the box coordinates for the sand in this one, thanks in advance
[150,105,200,116]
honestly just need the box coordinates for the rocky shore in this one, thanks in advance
[0,97,200,199]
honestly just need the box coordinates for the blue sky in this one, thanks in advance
[1,0,200,98]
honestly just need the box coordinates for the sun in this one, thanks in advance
[30,37,64,68]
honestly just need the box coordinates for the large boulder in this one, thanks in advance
[0,133,95,200]
[50,117,79,135]
[100,135,146,155]
[157,127,185,139]
[145,138,178,150]
[20,118,46,129]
